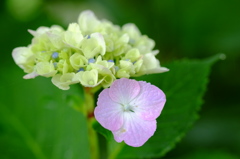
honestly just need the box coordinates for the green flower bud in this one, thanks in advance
[57,60,71,74]
[101,73,116,88]
[35,61,57,77]
[116,60,135,78]
[70,53,88,70]
[76,69,101,87]
[133,59,143,74]
[51,73,78,90]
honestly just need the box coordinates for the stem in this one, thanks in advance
[83,87,99,159]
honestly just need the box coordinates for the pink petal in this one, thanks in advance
[94,88,124,131]
[109,78,140,105]
[130,81,166,120]
[113,113,156,147]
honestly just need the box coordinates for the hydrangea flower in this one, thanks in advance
[94,78,166,147]
[12,10,168,90]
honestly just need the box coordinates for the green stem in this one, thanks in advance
[83,87,100,159]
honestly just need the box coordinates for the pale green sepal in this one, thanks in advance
[51,73,78,90]
[116,60,135,78]
[122,23,155,54]
[122,23,141,39]
[101,73,116,88]
[90,64,112,75]
[116,69,130,78]
[28,25,64,37]
[35,61,57,77]
[59,49,71,60]
[136,35,155,54]
[112,34,130,56]
[57,60,70,74]
[12,47,35,71]
[78,10,100,35]
[133,59,143,73]
[139,53,169,74]
[120,60,135,74]
[23,72,38,79]
[124,48,140,62]
[103,34,114,52]
[70,53,88,70]
[63,23,83,48]
[47,30,64,50]
[76,69,102,87]
[35,51,51,62]
[95,56,114,69]
[80,33,106,59]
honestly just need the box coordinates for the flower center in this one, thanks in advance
[122,104,134,112]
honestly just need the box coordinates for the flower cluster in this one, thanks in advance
[12,10,168,90]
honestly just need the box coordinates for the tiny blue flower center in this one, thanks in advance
[52,52,59,59]
[85,35,91,39]
[129,39,135,45]
[88,58,95,63]
[114,66,119,72]
[108,60,114,63]
[77,68,84,72]
[53,62,57,68]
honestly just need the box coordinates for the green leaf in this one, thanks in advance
[0,67,90,159]
[111,54,222,159]
[93,121,113,141]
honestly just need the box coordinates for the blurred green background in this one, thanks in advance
[0,0,239,158]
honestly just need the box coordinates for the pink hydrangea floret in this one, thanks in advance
[94,78,166,147]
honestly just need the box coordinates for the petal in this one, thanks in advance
[94,89,123,131]
[80,33,106,59]
[122,23,141,39]
[23,72,38,79]
[130,81,166,120]
[112,113,156,147]
[140,53,169,74]
[51,73,78,90]
[146,67,169,74]
[12,47,34,69]
[109,78,140,105]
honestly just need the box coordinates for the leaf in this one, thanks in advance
[0,66,90,159]
[93,121,113,141]
[110,54,222,159]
